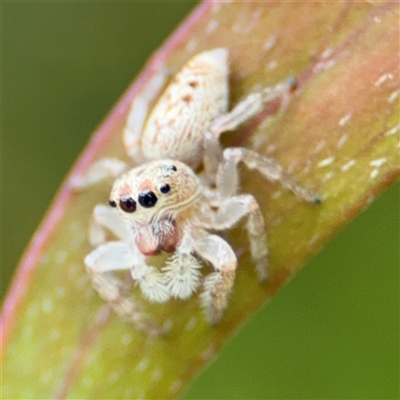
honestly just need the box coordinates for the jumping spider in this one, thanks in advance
[73,49,319,335]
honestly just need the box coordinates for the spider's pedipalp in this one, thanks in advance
[89,204,130,247]
[130,263,170,303]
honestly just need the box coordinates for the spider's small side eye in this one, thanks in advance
[160,184,170,194]
[138,191,158,208]
[109,200,117,208]
[169,165,177,172]
[119,197,137,213]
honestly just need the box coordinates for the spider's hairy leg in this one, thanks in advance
[222,147,321,204]
[85,241,165,335]
[130,260,170,305]
[192,229,237,324]
[199,195,268,282]
[123,69,169,163]
[71,158,128,190]
[162,230,202,300]
[203,77,297,180]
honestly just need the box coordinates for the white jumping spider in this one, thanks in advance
[73,49,319,335]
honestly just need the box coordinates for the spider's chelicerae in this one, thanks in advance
[73,49,319,335]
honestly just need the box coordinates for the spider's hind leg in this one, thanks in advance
[219,147,321,204]
[203,78,297,181]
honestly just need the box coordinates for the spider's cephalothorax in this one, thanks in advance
[110,160,200,256]
[74,49,319,335]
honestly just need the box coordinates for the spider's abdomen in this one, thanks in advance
[140,48,229,169]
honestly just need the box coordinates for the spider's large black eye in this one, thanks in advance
[119,197,136,213]
[138,191,158,208]
[160,184,170,194]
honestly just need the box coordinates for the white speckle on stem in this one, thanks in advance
[251,9,262,20]
[22,326,33,340]
[309,234,320,246]
[266,60,278,71]
[40,370,52,384]
[339,113,352,127]
[185,317,197,330]
[151,368,163,382]
[55,286,66,298]
[302,161,311,174]
[186,38,198,52]
[27,303,40,318]
[323,171,335,183]
[271,190,282,200]
[211,2,222,13]
[42,298,53,314]
[170,379,182,393]
[321,48,333,59]
[201,344,215,360]
[232,22,242,34]
[271,216,283,226]
[50,328,60,341]
[374,72,393,87]
[388,89,399,103]
[124,388,134,398]
[337,133,348,149]
[83,377,92,388]
[313,59,336,73]
[263,35,276,52]
[72,232,85,250]
[312,140,326,155]
[70,221,81,233]
[317,157,335,168]
[121,333,133,346]
[163,319,173,332]
[108,371,119,384]
[286,161,297,174]
[385,124,400,136]
[68,263,80,280]
[369,158,387,168]
[341,159,356,172]
[370,168,379,179]
[136,357,150,373]
[76,275,88,290]
[40,254,49,265]
[55,250,68,264]
[266,143,276,153]
[206,19,218,34]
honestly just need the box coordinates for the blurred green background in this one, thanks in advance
[3,2,399,399]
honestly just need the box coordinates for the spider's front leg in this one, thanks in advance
[85,209,168,335]
[85,242,165,335]
[123,68,168,163]
[71,69,168,189]
[203,77,297,181]
[71,158,128,190]
[191,228,238,324]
